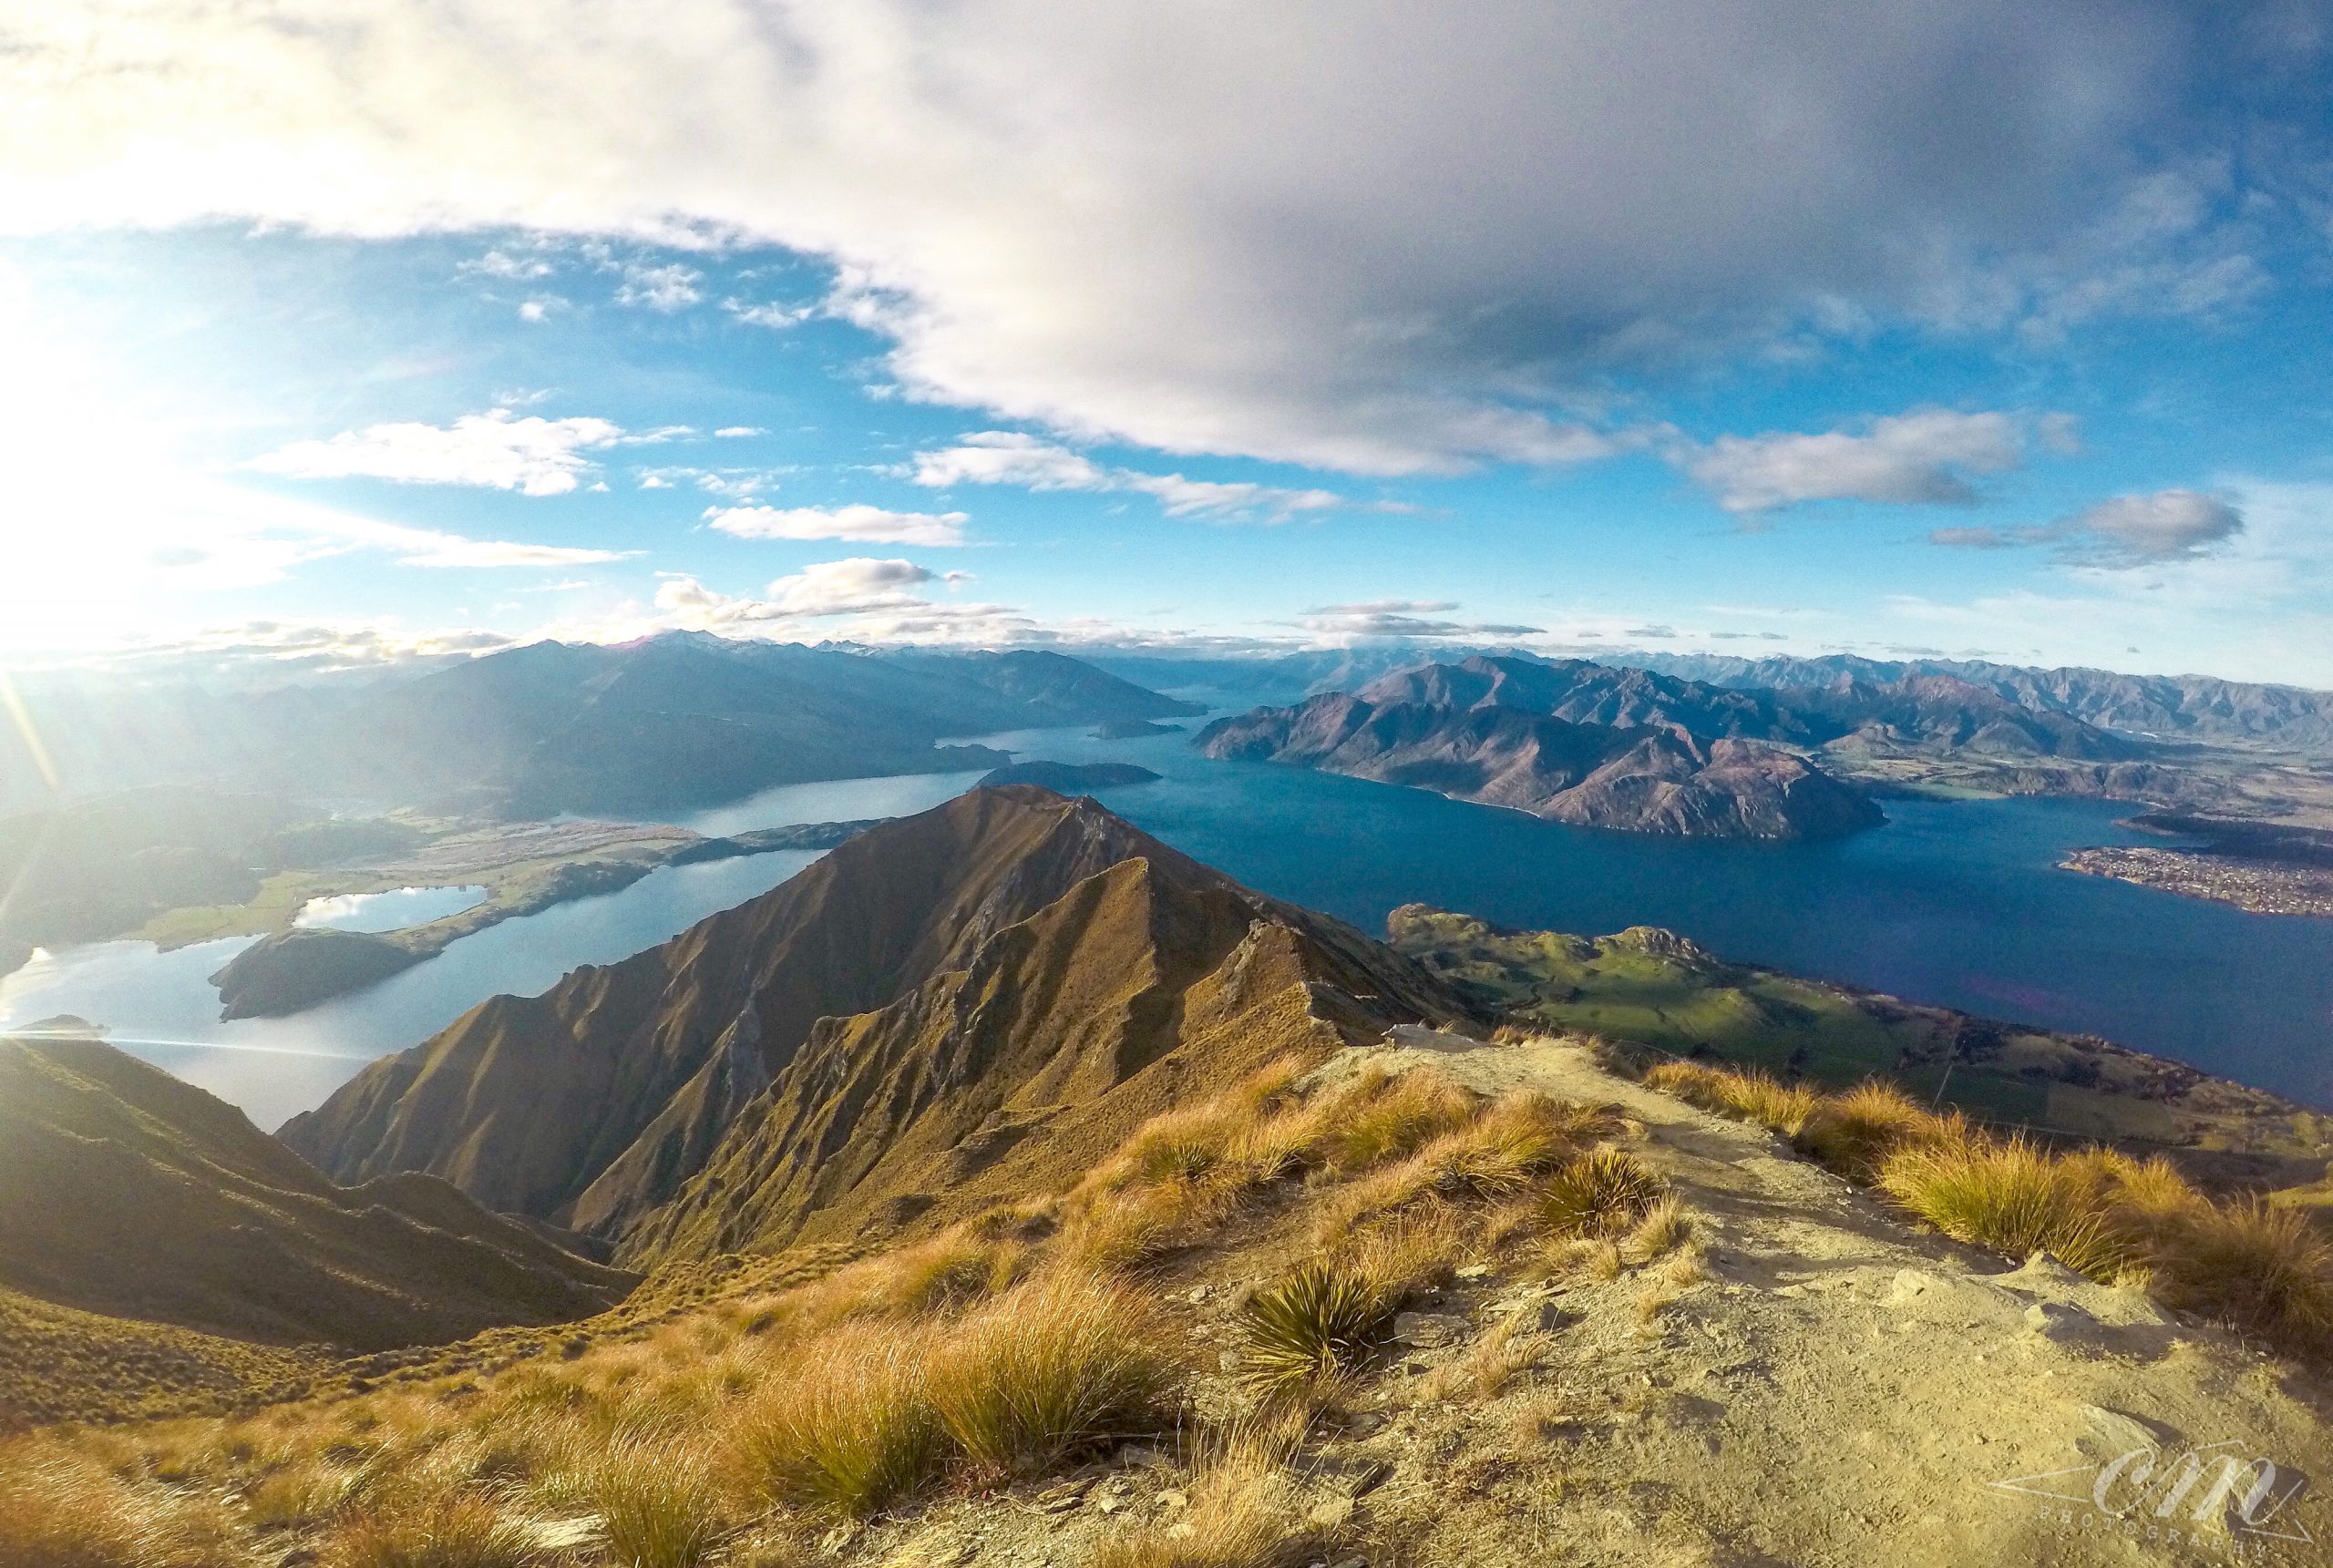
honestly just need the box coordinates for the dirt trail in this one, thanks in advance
[1337,1029,2333,1565]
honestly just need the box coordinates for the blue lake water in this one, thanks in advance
[294,884,488,933]
[5,707,2331,1128]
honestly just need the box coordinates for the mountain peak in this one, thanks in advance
[282,786,1475,1263]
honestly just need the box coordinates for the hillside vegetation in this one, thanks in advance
[0,1030,633,1426]
[7,1037,2329,1564]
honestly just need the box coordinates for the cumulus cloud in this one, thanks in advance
[1679,410,2031,514]
[247,408,626,496]
[912,432,1342,520]
[704,503,969,546]
[1928,488,2245,567]
[613,261,703,312]
[459,248,555,281]
[652,558,1017,640]
[1298,602,1542,640]
[4,4,2304,474]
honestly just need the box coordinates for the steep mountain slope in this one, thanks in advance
[0,1030,632,1355]
[1197,688,1881,838]
[282,786,1474,1262]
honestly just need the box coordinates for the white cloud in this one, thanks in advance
[459,248,554,281]
[613,261,703,312]
[724,299,813,329]
[246,408,625,496]
[3,4,2302,474]
[911,432,1341,520]
[355,522,632,569]
[1298,601,1542,640]
[1929,487,2246,567]
[1680,410,2031,514]
[651,559,998,637]
[714,425,766,438]
[1310,600,1459,616]
[704,503,968,547]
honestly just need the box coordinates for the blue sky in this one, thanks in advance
[4,4,2332,682]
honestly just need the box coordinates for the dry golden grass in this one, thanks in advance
[1643,1061,1817,1135]
[741,1321,945,1519]
[1618,1193,1694,1266]
[1538,1148,1667,1239]
[1793,1081,1966,1179]
[1088,1453,1326,1568]
[926,1270,1181,1481]
[1315,1067,1478,1172]
[1412,1313,1547,1404]
[0,1060,1721,1566]
[1637,1054,2333,1352]
[318,1492,545,1568]
[2149,1200,2333,1352]
[1877,1135,2138,1279]
[0,1446,246,1568]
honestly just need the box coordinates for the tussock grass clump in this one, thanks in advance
[1056,1179,1232,1275]
[1793,1081,1965,1179]
[580,1437,728,1568]
[1876,1136,2135,1280]
[1315,1069,1478,1172]
[1238,1209,1464,1399]
[926,1271,1181,1480]
[1643,1061,1816,1135]
[1539,1148,1666,1239]
[2151,1201,2333,1352]
[320,1492,546,1568]
[1619,1193,1693,1266]
[0,1447,245,1568]
[1089,1454,1323,1568]
[1234,1260,1393,1399]
[742,1324,945,1519]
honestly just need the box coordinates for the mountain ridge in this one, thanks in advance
[0,1028,632,1358]
[281,785,1477,1264]
[1197,677,1884,839]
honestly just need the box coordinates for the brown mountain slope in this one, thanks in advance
[0,1032,632,1357]
[283,786,1476,1264]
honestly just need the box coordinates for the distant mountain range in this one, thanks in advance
[280,785,1473,1265]
[0,633,1198,816]
[1197,658,1890,838]
[1608,651,2333,753]
[1189,652,2333,834]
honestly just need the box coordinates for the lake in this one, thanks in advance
[6,709,2332,1128]
[295,884,488,933]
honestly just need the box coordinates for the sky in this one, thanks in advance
[4,3,2333,683]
